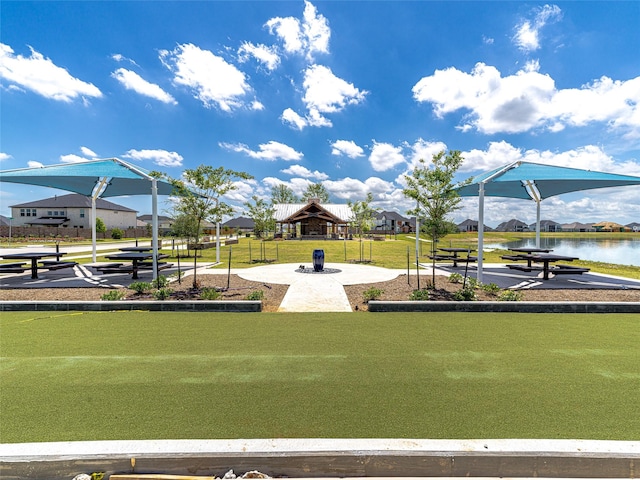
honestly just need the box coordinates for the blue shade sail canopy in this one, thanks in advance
[0,158,178,275]
[453,161,640,282]
[456,161,640,201]
[0,158,176,197]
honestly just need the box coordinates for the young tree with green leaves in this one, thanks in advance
[95,217,106,238]
[301,182,330,203]
[245,195,276,239]
[403,150,468,285]
[165,165,253,288]
[171,213,200,257]
[270,184,298,204]
[348,192,378,262]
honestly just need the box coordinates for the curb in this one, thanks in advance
[1,439,638,479]
[0,300,261,312]
[368,301,640,313]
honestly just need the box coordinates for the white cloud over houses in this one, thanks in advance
[237,42,280,71]
[513,4,562,52]
[111,68,177,105]
[0,43,102,102]
[280,164,328,180]
[331,140,364,158]
[123,149,183,167]
[159,43,251,111]
[266,0,330,61]
[412,62,640,137]
[369,142,405,172]
[220,141,303,161]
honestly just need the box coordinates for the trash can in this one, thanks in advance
[313,249,324,272]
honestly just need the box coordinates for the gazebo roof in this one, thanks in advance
[274,201,353,223]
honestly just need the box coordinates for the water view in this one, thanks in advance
[485,237,640,267]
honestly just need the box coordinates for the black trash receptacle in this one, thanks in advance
[313,249,324,272]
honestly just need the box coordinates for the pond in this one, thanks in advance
[485,237,640,267]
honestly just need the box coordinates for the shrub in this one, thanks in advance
[111,228,123,240]
[481,283,501,296]
[453,287,477,301]
[465,277,480,290]
[409,289,430,301]
[129,281,152,294]
[498,290,524,301]
[152,275,169,289]
[448,273,463,283]
[246,290,264,301]
[101,290,125,301]
[200,288,221,300]
[362,287,384,302]
[153,287,173,300]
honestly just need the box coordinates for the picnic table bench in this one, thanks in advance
[0,262,28,273]
[502,250,590,280]
[39,260,78,271]
[428,248,477,267]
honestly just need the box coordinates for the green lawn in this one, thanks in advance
[2,311,639,443]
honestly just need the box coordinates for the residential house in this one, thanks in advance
[626,222,640,232]
[532,220,562,232]
[593,221,631,232]
[495,219,529,232]
[374,211,411,232]
[222,216,255,233]
[561,222,595,232]
[137,214,174,233]
[9,193,137,230]
[457,219,491,232]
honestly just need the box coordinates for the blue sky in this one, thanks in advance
[1,1,639,227]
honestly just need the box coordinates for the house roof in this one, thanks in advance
[274,201,353,223]
[458,219,478,226]
[561,222,594,229]
[137,214,173,222]
[10,193,136,212]
[0,215,9,226]
[222,216,255,229]
[375,210,408,222]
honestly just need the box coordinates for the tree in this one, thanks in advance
[95,217,106,238]
[348,192,378,262]
[245,195,276,239]
[301,182,330,203]
[403,150,468,285]
[271,184,298,204]
[166,165,253,288]
[171,213,200,257]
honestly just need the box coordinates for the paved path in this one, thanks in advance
[235,263,406,312]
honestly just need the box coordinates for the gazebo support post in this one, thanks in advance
[152,178,159,280]
[477,183,485,284]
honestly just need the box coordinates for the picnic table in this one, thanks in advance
[0,252,76,279]
[118,246,153,252]
[102,252,170,279]
[501,251,589,280]
[501,247,553,267]
[428,247,477,267]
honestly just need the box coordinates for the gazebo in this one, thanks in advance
[274,199,353,239]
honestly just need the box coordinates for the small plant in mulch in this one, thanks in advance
[200,287,222,300]
[498,290,524,301]
[362,287,384,303]
[100,290,125,301]
[453,287,477,301]
[152,275,170,289]
[245,289,264,301]
[481,282,501,296]
[153,287,173,300]
[409,288,430,301]
[448,272,464,283]
[129,281,153,295]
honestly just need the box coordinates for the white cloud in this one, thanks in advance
[0,43,102,102]
[331,140,364,158]
[237,42,280,71]
[412,62,640,137]
[123,149,183,167]
[111,68,177,105]
[27,161,44,168]
[111,53,139,67]
[0,153,12,161]
[80,146,98,158]
[323,176,398,203]
[159,43,251,111]
[369,142,405,172]
[406,139,448,169]
[263,176,313,198]
[284,65,368,130]
[220,141,303,161]
[513,4,562,52]
[281,108,308,130]
[266,0,330,61]
[280,164,328,180]
[60,154,91,164]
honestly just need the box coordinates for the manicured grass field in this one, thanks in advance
[2,311,639,443]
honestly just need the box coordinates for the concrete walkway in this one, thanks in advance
[235,263,406,312]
